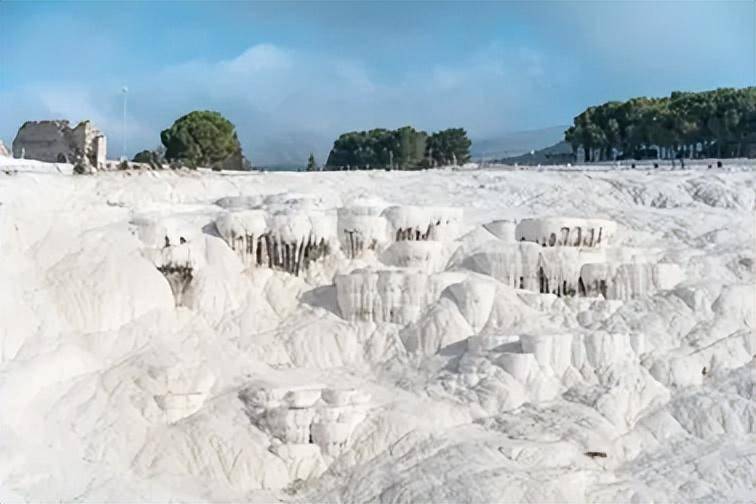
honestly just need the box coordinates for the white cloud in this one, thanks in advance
[1,42,565,164]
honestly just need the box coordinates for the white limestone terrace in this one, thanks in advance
[213,193,337,277]
[381,204,463,242]
[0,156,753,503]
[336,201,462,259]
[516,216,618,247]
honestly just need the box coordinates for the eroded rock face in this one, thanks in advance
[382,205,463,243]
[334,269,465,325]
[12,120,106,168]
[516,217,617,248]
[157,263,194,305]
[131,215,206,306]
[465,242,592,296]
[337,204,464,259]
[215,208,334,276]
[465,242,543,291]
[153,367,215,423]
[579,262,683,300]
[337,204,388,259]
[380,241,448,273]
[483,219,517,242]
[464,237,683,300]
[239,384,370,460]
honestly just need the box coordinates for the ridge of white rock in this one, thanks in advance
[482,218,517,242]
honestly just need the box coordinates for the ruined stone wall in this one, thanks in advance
[12,120,107,167]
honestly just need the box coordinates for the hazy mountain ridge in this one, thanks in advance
[252,125,569,168]
[471,125,569,159]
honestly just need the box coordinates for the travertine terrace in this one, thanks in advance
[0,158,753,503]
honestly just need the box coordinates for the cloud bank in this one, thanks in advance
[1,43,572,165]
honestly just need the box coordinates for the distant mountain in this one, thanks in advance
[247,130,332,168]
[471,125,568,159]
[494,140,575,165]
[249,124,570,170]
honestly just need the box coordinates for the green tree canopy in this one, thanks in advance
[132,150,154,163]
[565,87,756,161]
[426,128,472,166]
[132,149,164,169]
[160,111,243,168]
[306,152,318,171]
[324,126,470,170]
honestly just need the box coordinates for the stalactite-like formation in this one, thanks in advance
[216,209,334,277]
[334,269,466,324]
[157,262,193,306]
[336,204,463,259]
[465,239,682,299]
[516,217,617,249]
[382,205,463,244]
[337,205,388,259]
[226,232,330,276]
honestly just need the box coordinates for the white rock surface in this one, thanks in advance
[516,217,617,247]
[0,161,753,503]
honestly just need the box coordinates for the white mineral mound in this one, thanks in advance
[0,157,753,503]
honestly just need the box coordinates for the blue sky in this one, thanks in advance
[1,1,754,164]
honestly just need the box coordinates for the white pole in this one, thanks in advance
[121,86,128,160]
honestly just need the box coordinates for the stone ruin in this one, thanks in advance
[12,120,107,168]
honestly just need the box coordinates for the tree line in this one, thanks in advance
[135,112,472,172]
[565,87,756,162]
[324,126,471,170]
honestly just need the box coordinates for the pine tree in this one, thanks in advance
[306,152,318,171]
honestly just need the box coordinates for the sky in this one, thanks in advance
[1,1,754,164]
